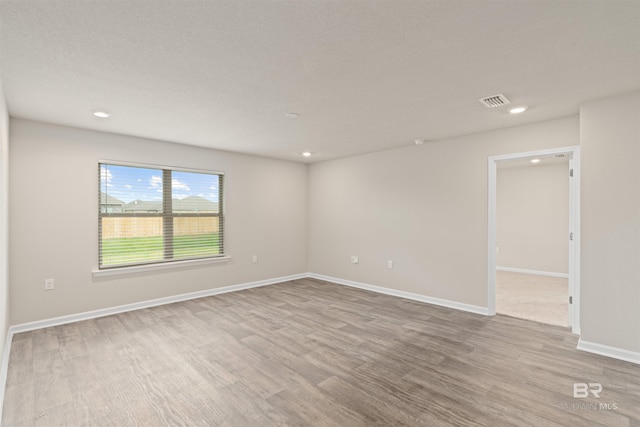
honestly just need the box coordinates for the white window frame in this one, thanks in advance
[96,160,227,274]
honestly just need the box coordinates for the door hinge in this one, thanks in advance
[569,232,574,241]
[570,168,574,177]
[569,296,573,304]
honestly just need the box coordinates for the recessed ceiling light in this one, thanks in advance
[302,151,312,157]
[285,112,300,119]
[92,110,111,118]
[509,106,528,114]
[414,138,426,145]
[531,158,541,164]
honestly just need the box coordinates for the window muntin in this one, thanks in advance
[99,162,224,269]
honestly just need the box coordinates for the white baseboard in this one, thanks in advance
[308,273,489,316]
[9,273,307,335]
[577,339,640,365]
[496,266,568,279]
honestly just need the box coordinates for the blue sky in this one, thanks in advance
[100,164,219,203]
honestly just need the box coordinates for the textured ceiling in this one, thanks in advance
[1,1,639,163]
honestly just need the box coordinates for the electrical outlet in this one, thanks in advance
[388,260,393,269]
[350,255,359,264]
[44,278,54,290]
[252,255,258,263]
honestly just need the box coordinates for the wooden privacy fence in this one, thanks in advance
[101,217,219,239]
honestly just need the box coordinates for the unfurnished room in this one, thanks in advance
[0,1,639,426]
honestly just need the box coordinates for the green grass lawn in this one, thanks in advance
[101,233,221,267]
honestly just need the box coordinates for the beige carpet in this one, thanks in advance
[496,270,569,327]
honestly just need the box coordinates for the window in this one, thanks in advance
[98,162,224,269]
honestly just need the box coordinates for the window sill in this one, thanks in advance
[92,256,231,278]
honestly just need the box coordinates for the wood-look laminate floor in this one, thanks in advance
[3,278,639,426]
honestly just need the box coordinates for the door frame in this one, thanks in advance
[487,145,580,334]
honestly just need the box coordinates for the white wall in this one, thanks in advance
[497,162,569,275]
[9,119,308,325]
[308,116,579,308]
[0,80,9,360]
[6,91,639,358]
[580,91,640,353]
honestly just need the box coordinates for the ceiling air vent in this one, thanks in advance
[479,94,510,108]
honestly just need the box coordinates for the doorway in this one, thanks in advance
[488,146,580,334]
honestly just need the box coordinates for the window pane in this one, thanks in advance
[100,217,164,267]
[171,171,219,213]
[100,164,164,213]
[99,163,224,269]
[173,217,221,259]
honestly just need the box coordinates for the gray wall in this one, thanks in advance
[0,80,8,356]
[497,162,569,274]
[308,116,579,308]
[9,119,308,324]
[580,91,640,352]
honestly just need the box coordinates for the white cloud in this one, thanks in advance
[172,179,190,192]
[124,184,132,189]
[149,175,162,188]
[100,166,113,187]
